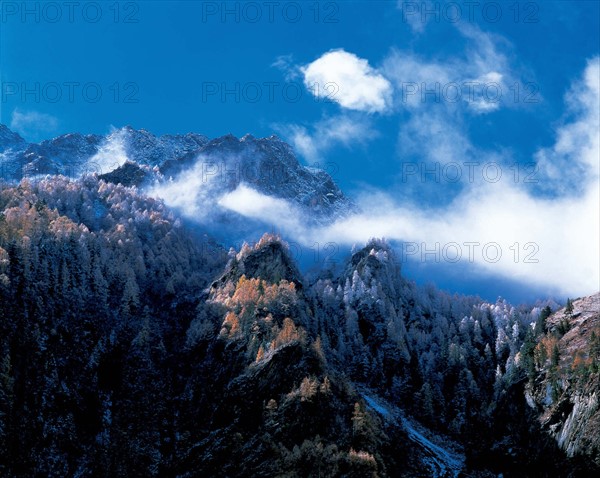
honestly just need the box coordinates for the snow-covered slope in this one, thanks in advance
[0,125,208,181]
[362,392,465,478]
[0,125,356,229]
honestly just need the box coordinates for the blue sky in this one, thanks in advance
[1,0,599,303]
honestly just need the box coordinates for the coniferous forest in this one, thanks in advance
[0,175,598,477]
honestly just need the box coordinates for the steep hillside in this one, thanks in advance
[0,177,227,476]
[524,294,600,466]
[181,237,404,477]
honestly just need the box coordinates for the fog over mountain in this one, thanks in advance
[2,121,597,303]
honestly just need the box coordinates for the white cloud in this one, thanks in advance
[88,127,130,175]
[459,24,515,112]
[383,52,453,110]
[149,153,306,230]
[396,0,433,34]
[278,115,377,164]
[302,59,600,297]
[397,109,472,165]
[218,183,302,231]
[272,54,301,81]
[10,109,59,141]
[308,176,598,297]
[383,24,518,114]
[302,49,392,113]
[151,164,305,232]
[382,25,526,191]
[465,71,504,113]
[148,155,217,219]
[534,57,600,194]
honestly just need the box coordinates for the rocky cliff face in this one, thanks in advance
[156,132,356,225]
[525,293,600,466]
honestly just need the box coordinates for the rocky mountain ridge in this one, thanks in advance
[0,125,356,227]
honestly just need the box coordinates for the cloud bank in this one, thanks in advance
[221,59,600,298]
[329,58,599,297]
[218,183,303,232]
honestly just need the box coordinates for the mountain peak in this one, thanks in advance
[0,126,356,229]
[350,238,394,267]
[215,233,303,289]
[0,124,26,149]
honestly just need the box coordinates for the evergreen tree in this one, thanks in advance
[536,306,552,335]
[565,298,574,316]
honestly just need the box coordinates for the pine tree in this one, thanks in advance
[521,329,537,379]
[551,343,560,368]
[0,347,14,464]
[565,298,574,316]
[536,306,551,335]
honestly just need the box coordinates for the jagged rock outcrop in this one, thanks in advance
[98,161,149,187]
[210,234,304,292]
